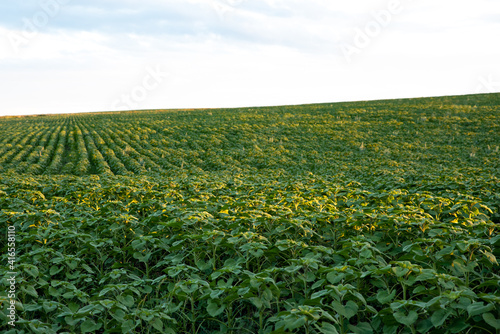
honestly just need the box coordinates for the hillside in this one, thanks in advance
[0,93,499,333]
[0,93,498,178]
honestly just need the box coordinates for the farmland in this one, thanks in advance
[1,93,499,333]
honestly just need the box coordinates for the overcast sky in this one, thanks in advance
[0,0,499,116]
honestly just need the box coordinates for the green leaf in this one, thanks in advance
[431,309,452,327]
[133,251,151,262]
[50,265,63,276]
[131,239,146,250]
[111,309,126,321]
[22,285,38,298]
[412,286,427,294]
[81,319,100,333]
[451,260,468,275]
[483,313,500,329]
[348,322,373,334]
[285,315,307,330]
[327,272,345,284]
[150,317,164,331]
[24,265,39,278]
[376,290,395,304]
[312,279,326,290]
[99,299,115,309]
[394,310,418,326]
[331,300,358,319]
[249,297,263,309]
[77,304,97,315]
[65,315,78,326]
[415,270,435,281]
[311,289,330,300]
[350,291,367,305]
[195,259,212,271]
[360,249,372,258]
[141,285,153,294]
[42,301,58,312]
[121,319,136,333]
[63,291,75,299]
[237,287,250,296]
[82,263,94,274]
[25,304,43,312]
[481,250,498,265]
[467,302,494,317]
[448,318,468,333]
[207,301,225,317]
[318,322,339,334]
[382,325,398,334]
[163,328,176,334]
[68,261,78,270]
[416,319,433,333]
[117,295,135,308]
[392,267,409,278]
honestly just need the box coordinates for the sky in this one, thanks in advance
[0,0,499,116]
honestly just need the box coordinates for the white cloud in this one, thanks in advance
[0,0,499,116]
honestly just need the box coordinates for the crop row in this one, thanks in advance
[78,122,113,176]
[0,126,46,165]
[104,128,165,173]
[72,125,91,176]
[0,94,498,178]
[61,121,77,174]
[88,128,130,175]
[0,128,46,172]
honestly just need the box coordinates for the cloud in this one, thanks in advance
[0,0,499,115]
[0,0,347,54]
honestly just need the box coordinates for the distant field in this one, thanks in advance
[1,93,499,333]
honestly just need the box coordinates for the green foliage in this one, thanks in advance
[0,93,499,333]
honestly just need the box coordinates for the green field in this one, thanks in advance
[1,93,499,333]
